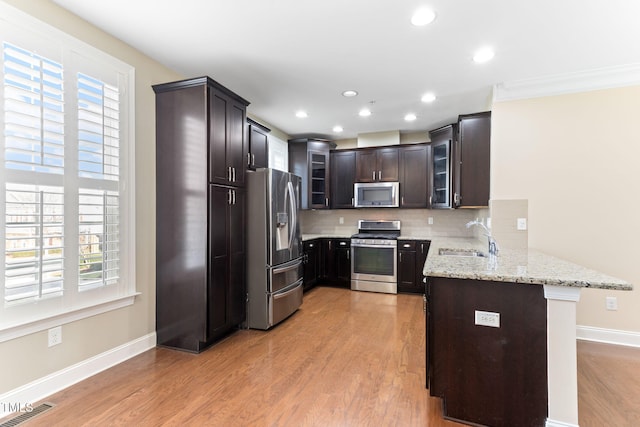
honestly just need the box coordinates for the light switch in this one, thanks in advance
[517,218,527,230]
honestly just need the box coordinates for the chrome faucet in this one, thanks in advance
[466,220,499,256]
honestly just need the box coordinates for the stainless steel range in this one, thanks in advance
[351,220,400,294]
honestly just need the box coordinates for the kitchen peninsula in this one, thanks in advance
[423,238,633,427]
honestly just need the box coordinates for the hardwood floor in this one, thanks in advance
[577,340,640,426]
[5,286,640,426]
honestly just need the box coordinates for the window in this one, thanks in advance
[0,4,136,340]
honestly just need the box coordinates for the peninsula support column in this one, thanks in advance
[544,285,582,427]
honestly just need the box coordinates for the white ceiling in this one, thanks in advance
[53,0,640,140]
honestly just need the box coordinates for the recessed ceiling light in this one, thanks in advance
[342,90,358,97]
[411,8,436,26]
[473,47,495,64]
[295,110,308,118]
[421,92,436,103]
[333,125,344,133]
[404,113,417,122]
[359,108,372,117]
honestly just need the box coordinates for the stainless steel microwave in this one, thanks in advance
[354,182,399,208]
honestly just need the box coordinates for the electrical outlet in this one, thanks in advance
[428,217,433,225]
[48,326,62,347]
[486,218,491,228]
[517,218,527,230]
[475,310,500,328]
[606,296,618,311]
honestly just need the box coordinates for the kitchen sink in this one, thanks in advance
[438,248,486,258]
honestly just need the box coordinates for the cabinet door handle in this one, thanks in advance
[325,198,329,207]
[227,166,232,182]
[252,154,255,167]
[340,241,346,246]
[247,152,251,166]
[429,195,432,206]
[233,189,236,205]
[421,243,424,253]
[227,189,232,205]
[399,252,402,262]
[372,171,376,181]
[347,251,350,260]
[351,197,354,207]
[403,243,411,248]
[233,167,236,182]
[378,171,382,180]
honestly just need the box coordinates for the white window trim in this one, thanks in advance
[0,1,137,342]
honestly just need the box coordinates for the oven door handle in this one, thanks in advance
[351,242,397,249]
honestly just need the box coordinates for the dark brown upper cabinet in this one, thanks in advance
[456,111,491,208]
[209,87,249,187]
[428,124,457,209]
[247,118,269,170]
[355,147,399,182]
[288,138,336,210]
[399,144,429,208]
[429,111,491,209]
[330,150,356,209]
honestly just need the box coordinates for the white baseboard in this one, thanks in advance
[546,419,579,427]
[0,332,156,417]
[577,325,640,348]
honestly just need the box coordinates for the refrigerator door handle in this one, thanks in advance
[287,180,296,250]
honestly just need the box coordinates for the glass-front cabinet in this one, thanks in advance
[309,151,328,208]
[288,138,335,210]
[431,140,450,207]
[428,124,457,209]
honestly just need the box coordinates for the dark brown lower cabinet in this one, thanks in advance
[397,240,430,294]
[427,277,547,426]
[204,185,247,350]
[303,239,320,291]
[156,184,245,353]
[323,238,351,288]
[303,238,351,289]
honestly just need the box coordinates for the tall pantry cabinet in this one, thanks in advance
[153,77,250,353]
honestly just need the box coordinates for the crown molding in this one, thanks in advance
[493,63,640,102]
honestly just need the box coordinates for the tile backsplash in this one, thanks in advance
[300,208,483,238]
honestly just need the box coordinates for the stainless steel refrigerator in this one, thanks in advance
[246,168,303,330]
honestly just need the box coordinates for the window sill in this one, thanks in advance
[0,293,140,343]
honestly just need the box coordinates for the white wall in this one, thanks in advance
[491,85,640,334]
[0,0,182,394]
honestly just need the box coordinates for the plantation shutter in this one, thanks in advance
[3,43,66,303]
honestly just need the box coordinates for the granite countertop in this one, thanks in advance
[302,233,351,241]
[302,233,435,241]
[424,237,633,291]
